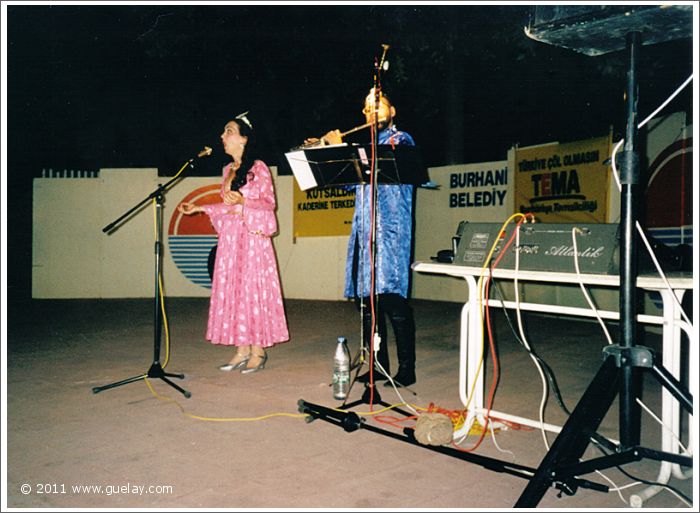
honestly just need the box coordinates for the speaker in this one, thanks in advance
[525,5,693,56]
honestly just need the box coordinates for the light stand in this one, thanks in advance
[91,154,207,398]
[515,30,692,507]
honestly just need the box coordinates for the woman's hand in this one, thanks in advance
[223,190,245,206]
[178,202,201,215]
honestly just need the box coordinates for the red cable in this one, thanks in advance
[453,216,532,452]
[373,414,419,429]
[367,123,377,406]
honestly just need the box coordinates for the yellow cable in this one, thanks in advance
[464,213,529,412]
[151,198,172,368]
[144,378,432,424]
[154,159,191,368]
[144,374,495,436]
[160,274,171,367]
[172,159,192,181]
[332,402,411,416]
[144,378,308,421]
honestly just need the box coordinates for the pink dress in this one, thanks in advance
[201,160,289,347]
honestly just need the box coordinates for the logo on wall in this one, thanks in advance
[168,185,220,289]
[645,137,693,244]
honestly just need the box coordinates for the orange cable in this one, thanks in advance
[456,216,531,451]
[367,122,378,406]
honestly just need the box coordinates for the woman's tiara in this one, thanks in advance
[235,111,253,130]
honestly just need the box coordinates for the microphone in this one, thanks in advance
[197,146,213,158]
[379,44,390,71]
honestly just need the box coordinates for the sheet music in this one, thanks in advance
[286,144,427,189]
[285,150,318,191]
[357,147,369,166]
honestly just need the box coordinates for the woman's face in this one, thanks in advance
[221,121,248,157]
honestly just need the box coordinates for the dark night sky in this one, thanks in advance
[4,3,695,298]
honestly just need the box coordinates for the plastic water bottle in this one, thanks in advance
[332,337,351,400]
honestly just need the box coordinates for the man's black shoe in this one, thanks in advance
[357,370,389,383]
[384,372,416,388]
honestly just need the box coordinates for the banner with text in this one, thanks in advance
[514,135,611,222]
[447,163,509,212]
[292,182,355,237]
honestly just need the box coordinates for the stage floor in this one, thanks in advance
[5,297,694,509]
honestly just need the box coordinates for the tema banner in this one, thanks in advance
[514,134,611,222]
[292,182,355,237]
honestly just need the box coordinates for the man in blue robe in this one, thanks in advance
[321,89,417,387]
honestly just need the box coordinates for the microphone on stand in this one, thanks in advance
[187,146,213,170]
[379,44,390,71]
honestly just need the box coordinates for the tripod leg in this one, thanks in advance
[92,373,147,394]
[515,356,620,507]
[159,376,192,398]
[163,371,186,380]
[650,361,693,414]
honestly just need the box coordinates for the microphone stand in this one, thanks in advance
[92,151,208,398]
[347,46,392,407]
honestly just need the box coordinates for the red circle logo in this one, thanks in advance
[168,184,221,288]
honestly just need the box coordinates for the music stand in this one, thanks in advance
[92,163,196,398]
[285,144,428,191]
[516,6,693,506]
[288,142,427,405]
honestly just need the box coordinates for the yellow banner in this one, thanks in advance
[514,134,612,222]
[292,182,355,237]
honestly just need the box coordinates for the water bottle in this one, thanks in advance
[332,336,351,400]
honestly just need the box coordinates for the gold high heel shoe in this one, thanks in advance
[240,352,268,374]
[219,355,251,372]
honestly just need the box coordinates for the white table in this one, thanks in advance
[413,261,693,505]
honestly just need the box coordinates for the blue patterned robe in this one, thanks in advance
[344,125,416,299]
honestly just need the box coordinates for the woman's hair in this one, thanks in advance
[230,117,257,192]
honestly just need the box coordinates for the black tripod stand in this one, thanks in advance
[91,155,207,398]
[342,337,402,412]
[515,31,693,507]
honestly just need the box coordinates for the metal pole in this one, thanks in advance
[619,31,642,447]
[153,192,164,365]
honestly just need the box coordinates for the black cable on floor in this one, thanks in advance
[490,276,572,416]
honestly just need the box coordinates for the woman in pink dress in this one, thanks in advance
[177,112,289,373]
